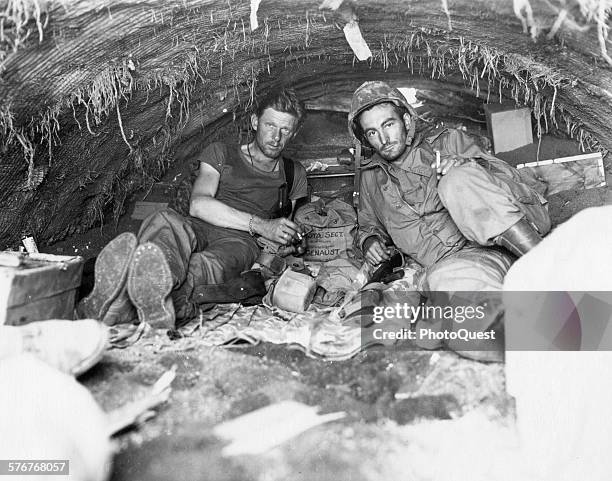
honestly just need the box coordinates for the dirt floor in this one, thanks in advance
[80,330,509,481]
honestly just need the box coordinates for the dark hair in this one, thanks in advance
[353,101,409,143]
[255,88,305,125]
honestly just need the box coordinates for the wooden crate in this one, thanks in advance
[0,253,84,326]
[484,103,533,154]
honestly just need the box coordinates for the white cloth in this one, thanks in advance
[0,355,112,481]
[503,206,612,481]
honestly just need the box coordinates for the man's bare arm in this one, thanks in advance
[189,162,300,245]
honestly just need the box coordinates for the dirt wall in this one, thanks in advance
[2,0,612,248]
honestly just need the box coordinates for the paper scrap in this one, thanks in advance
[343,21,372,61]
[250,0,262,31]
[397,87,424,108]
[106,366,175,436]
[305,160,329,172]
[214,400,345,456]
[319,0,344,10]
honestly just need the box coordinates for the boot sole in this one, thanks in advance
[127,243,175,328]
[77,233,137,320]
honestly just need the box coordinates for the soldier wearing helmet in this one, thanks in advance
[349,80,551,360]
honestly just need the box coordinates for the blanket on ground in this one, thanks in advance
[176,271,419,361]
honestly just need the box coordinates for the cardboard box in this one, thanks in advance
[484,103,533,154]
[0,253,84,326]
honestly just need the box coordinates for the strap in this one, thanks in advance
[280,156,295,217]
[283,156,295,195]
[352,141,362,209]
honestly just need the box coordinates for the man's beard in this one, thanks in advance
[378,142,407,162]
[256,139,283,159]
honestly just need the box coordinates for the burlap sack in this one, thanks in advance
[294,199,357,262]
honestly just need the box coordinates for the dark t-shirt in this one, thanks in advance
[199,142,308,219]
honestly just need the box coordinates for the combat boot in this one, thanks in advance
[127,242,175,329]
[101,284,137,325]
[495,217,542,257]
[77,232,137,321]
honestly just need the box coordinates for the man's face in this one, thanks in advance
[357,103,411,162]
[251,107,299,159]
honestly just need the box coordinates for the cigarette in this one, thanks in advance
[435,150,441,170]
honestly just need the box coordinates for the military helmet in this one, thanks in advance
[347,80,417,144]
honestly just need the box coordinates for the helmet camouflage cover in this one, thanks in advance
[347,80,418,144]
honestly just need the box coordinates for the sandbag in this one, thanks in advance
[294,198,357,262]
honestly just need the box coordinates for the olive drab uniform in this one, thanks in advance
[138,142,308,318]
[349,81,551,360]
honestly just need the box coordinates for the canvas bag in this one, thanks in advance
[294,198,357,262]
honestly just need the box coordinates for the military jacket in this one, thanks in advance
[355,128,546,267]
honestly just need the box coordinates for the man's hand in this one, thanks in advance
[254,217,301,245]
[363,237,391,266]
[431,154,464,179]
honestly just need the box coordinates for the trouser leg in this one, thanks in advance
[417,246,514,361]
[184,217,261,286]
[186,238,261,286]
[172,220,261,317]
[437,162,551,245]
[137,209,261,320]
[137,208,199,288]
[421,245,513,292]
